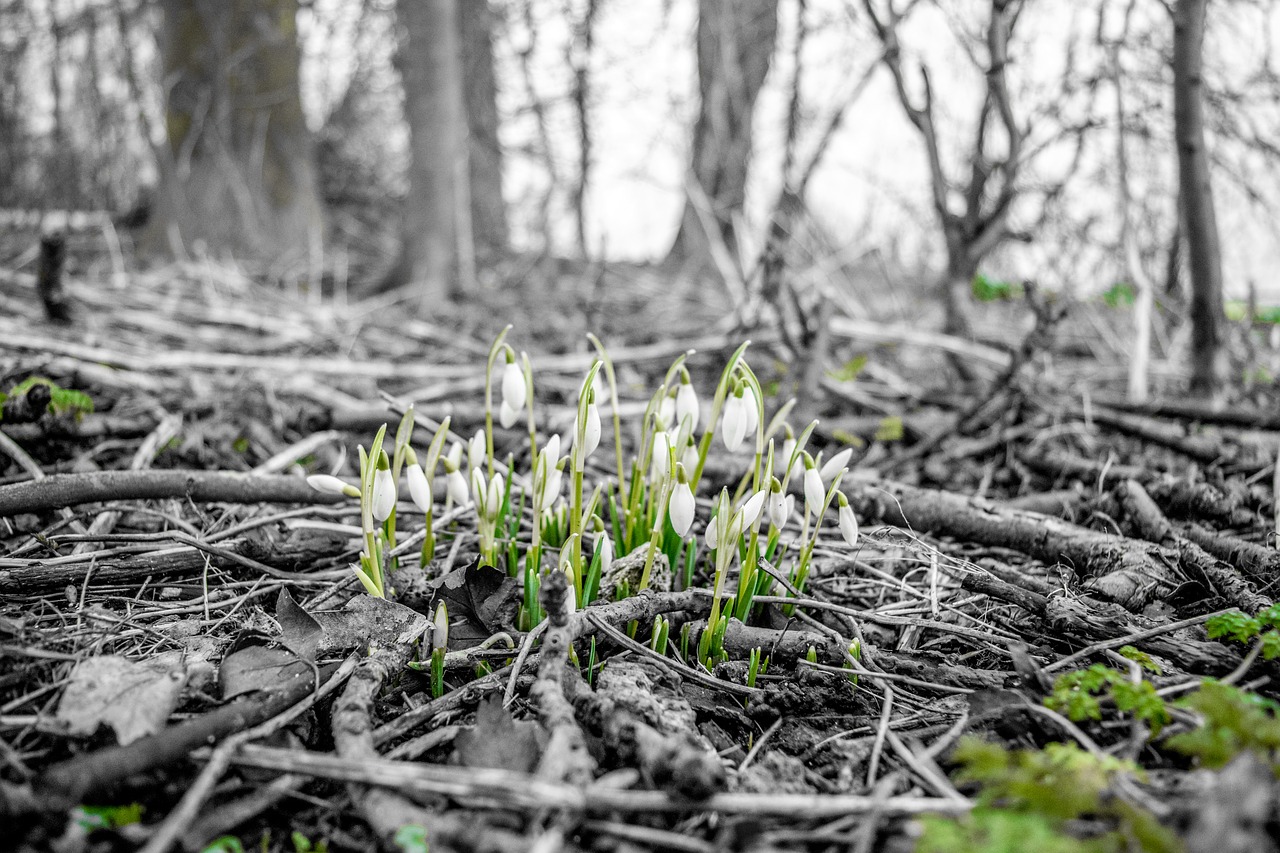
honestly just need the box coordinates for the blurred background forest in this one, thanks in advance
[2,0,1280,397]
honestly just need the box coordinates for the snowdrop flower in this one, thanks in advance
[468,429,486,472]
[486,472,504,519]
[501,360,527,412]
[371,467,397,522]
[576,402,601,458]
[306,474,359,498]
[705,522,719,550]
[681,440,699,476]
[669,468,695,537]
[739,489,767,531]
[778,435,804,481]
[471,467,487,509]
[767,479,788,529]
[675,382,699,431]
[446,466,469,505]
[446,441,463,471]
[405,463,432,512]
[721,391,748,452]
[820,448,853,483]
[804,466,825,518]
[837,494,859,548]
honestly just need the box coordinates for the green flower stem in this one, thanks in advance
[587,333,626,500]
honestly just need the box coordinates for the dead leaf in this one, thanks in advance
[275,588,322,663]
[55,652,188,745]
[426,562,519,648]
[453,695,543,773]
[218,644,311,700]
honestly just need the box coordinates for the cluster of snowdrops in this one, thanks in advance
[307,329,859,669]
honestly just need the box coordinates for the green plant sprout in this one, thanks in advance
[1205,604,1280,660]
[1165,679,1280,770]
[1045,652,1171,737]
[916,737,1179,853]
[0,376,94,422]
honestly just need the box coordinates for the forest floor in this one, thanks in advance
[1,246,1279,853]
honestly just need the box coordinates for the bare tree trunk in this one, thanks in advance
[385,0,472,304]
[143,0,324,270]
[459,0,507,263]
[669,0,779,268]
[1173,0,1226,396]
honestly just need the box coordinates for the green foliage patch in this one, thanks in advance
[0,376,94,422]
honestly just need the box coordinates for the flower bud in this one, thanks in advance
[432,601,449,649]
[468,429,486,472]
[446,468,469,505]
[405,463,432,512]
[576,403,601,458]
[371,468,397,522]
[651,430,672,482]
[597,533,614,572]
[486,472,504,519]
[669,479,695,538]
[742,384,760,436]
[838,494,859,548]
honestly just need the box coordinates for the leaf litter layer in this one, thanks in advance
[0,261,1278,852]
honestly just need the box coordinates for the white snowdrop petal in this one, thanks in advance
[820,448,853,483]
[740,489,767,530]
[499,399,520,429]
[447,469,470,505]
[583,404,602,457]
[742,385,760,435]
[705,522,718,550]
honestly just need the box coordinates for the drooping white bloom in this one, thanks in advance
[669,480,695,537]
[838,496,860,548]
[446,441,463,471]
[705,521,719,550]
[681,440,699,476]
[498,399,521,429]
[820,448,853,484]
[576,403,601,458]
[767,481,789,529]
[739,489,767,531]
[543,434,562,467]
[741,384,760,436]
[675,382,699,431]
[405,463,432,512]
[486,472,504,519]
[721,393,748,452]
[542,464,563,507]
[804,466,825,517]
[501,361,527,411]
[446,468,469,505]
[468,429,486,472]
[307,474,354,497]
[371,468,397,522]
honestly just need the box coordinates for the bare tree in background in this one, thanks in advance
[460,0,508,263]
[384,0,471,302]
[144,0,324,269]
[1173,0,1226,395]
[669,0,780,270]
[863,0,1024,338]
